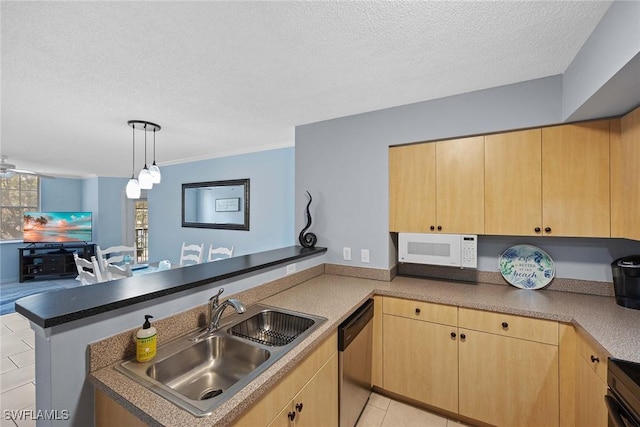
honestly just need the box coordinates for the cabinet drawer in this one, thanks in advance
[577,332,608,383]
[383,297,457,326]
[43,264,62,274]
[43,256,64,265]
[458,308,558,345]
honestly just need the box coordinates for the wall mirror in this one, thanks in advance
[182,179,250,230]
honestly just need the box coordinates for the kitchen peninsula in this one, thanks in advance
[15,246,327,426]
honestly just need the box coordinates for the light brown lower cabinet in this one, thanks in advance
[234,332,338,427]
[575,356,608,427]
[380,297,563,427]
[382,314,458,413]
[575,333,609,427]
[377,297,619,427]
[267,353,338,427]
[457,328,559,427]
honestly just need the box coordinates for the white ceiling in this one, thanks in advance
[1,1,613,178]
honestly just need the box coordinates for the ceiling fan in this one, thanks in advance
[0,155,56,179]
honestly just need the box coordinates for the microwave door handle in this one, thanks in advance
[605,395,629,427]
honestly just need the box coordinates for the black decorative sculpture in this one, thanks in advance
[298,191,317,248]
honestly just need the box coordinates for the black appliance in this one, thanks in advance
[606,358,640,427]
[611,256,640,310]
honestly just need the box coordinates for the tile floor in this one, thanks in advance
[0,312,36,427]
[357,392,469,427]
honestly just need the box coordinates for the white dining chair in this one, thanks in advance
[179,242,204,266]
[104,263,133,280]
[96,245,136,265]
[95,245,136,278]
[208,245,234,262]
[73,254,105,285]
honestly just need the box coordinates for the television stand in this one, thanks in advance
[19,243,96,283]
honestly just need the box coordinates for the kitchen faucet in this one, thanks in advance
[190,288,246,342]
[208,288,246,331]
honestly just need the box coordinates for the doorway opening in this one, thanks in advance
[135,199,148,262]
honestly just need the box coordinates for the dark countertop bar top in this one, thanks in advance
[15,246,327,329]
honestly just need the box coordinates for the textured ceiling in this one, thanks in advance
[1,1,612,178]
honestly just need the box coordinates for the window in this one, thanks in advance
[135,199,148,262]
[1,175,39,241]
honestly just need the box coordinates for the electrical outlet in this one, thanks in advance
[286,263,296,275]
[361,249,370,263]
[343,247,352,261]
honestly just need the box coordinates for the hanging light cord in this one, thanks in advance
[153,128,156,163]
[131,123,136,178]
[143,123,148,168]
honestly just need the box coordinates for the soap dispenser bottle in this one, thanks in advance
[136,315,157,362]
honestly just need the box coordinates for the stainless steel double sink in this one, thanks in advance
[116,304,327,417]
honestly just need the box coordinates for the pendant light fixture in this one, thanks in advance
[149,127,161,184]
[138,124,153,190]
[125,122,141,199]
[126,120,161,199]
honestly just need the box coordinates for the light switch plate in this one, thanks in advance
[343,247,351,261]
[361,249,370,263]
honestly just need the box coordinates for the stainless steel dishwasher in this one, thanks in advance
[338,299,374,427]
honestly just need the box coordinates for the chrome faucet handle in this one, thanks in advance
[209,288,224,307]
[207,288,225,329]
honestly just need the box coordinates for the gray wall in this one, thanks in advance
[148,147,294,264]
[81,177,129,248]
[563,0,640,121]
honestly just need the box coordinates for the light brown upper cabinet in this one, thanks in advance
[389,136,484,234]
[610,119,623,238]
[621,107,640,240]
[485,129,542,235]
[486,121,611,237]
[541,120,611,237]
[389,143,436,233]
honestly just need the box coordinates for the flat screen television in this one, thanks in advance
[23,212,92,243]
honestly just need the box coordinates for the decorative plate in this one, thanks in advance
[499,244,555,290]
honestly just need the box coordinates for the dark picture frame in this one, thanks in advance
[182,179,250,230]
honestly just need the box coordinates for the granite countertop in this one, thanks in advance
[90,273,640,427]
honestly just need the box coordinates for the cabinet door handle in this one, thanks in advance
[430,225,435,231]
[544,227,552,233]
[451,332,457,338]
[415,308,421,315]
[591,355,600,363]
[295,403,303,412]
[437,225,442,231]
[460,333,466,340]
[534,227,541,233]
[501,322,509,329]
[288,411,296,421]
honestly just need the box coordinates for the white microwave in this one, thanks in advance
[398,233,478,268]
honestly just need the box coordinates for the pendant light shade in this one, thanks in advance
[149,128,161,184]
[138,167,153,190]
[126,122,140,200]
[126,178,141,199]
[126,120,161,197]
[149,164,161,184]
